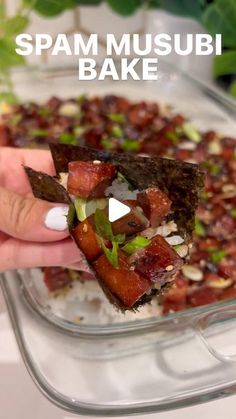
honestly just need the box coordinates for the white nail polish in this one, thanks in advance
[45,207,69,231]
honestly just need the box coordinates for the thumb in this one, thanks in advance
[0,186,70,242]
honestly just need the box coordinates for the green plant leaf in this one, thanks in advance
[106,0,142,16]
[230,81,236,98]
[213,50,236,77]
[0,39,25,69]
[0,2,6,20]
[75,0,102,4]
[158,0,205,19]
[202,0,236,48]
[3,15,29,36]
[0,91,18,104]
[148,0,160,8]
[23,0,77,17]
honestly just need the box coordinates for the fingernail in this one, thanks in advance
[45,206,69,231]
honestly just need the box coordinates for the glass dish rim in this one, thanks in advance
[17,270,236,338]
[2,274,236,417]
[11,61,236,115]
[6,60,236,338]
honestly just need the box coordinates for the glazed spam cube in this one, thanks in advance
[137,188,172,227]
[134,235,183,283]
[94,251,152,308]
[67,160,117,198]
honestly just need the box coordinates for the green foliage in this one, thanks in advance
[202,0,236,98]
[230,81,236,98]
[202,0,236,48]
[157,0,205,20]
[2,15,29,36]
[0,7,29,103]
[0,39,25,69]
[214,51,236,77]
[0,91,18,105]
[0,0,236,102]
[106,0,142,16]
[75,0,102,4]
[23,0,78,17]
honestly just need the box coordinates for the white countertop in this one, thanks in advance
[1,288,236,419]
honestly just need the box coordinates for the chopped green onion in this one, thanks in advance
[122,236,150,255]
[122,139,140,152]
[173,244,182,251]
[210,249,226,264]
[201,161,220,176]
[77,94,87,103]
[182,123,201,143]
[117,171,134,191]
[94,209,125,267]
[111,124,123,138]
[101,137,115,150]
[166,131,179,144]
[230,209,236,218]
[29,128,48,138]
[108,113,125,124]
[117,172,128,183]
[38,107,51,117]
[195,218,205,237]
[74,197,107,222]
[209,163,220,176]
[73,126,87,137]
[9,113,22,126]
[201,191,211,200]
[59,132,77,145]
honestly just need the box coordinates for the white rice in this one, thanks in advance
[105,178,138,201]
[25,268,161,325]
[47,280,161,325]
[48,279,161,325]
[141,220,178,239]
[59,172,68,189]
[165,235,184,245]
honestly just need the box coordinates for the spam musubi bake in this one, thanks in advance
[25,144,204,310]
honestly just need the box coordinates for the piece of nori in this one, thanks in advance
[25,144,204,311]
[49,144,204,241]
[24,167,71,204]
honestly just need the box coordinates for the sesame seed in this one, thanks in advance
[83,224,88,232]
[166,265,174,271]
[93,160,101,164]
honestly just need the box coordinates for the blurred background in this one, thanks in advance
[0,0,236,103]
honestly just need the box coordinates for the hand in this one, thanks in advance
[0,147,89,272]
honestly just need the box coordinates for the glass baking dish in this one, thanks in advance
[1,61,236,415]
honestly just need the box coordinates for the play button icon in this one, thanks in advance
[108,198,131,222]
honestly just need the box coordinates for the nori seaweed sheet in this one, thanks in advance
[49,143,204,241]
[25,144,204,311]
[24,167,71,204]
